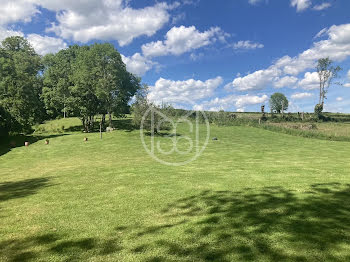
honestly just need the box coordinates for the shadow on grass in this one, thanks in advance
[0,134,68,157]
[144,132,181,137]
[63,118,138,133]
[0,233,124,262]
[0,177,52,202]
[112,118,137,132]
[2,183,350,261]
[139,183,350,261]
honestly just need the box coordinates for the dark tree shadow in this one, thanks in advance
[3,183,350,261]
[0,134,68,157]
[0,177,52,202]
[144,132,182,137]
[137,183,350,261]
[0,232,124,262]
[111,118,137,132]
[63,118,138,133]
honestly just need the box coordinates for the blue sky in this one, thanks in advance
[1,0,350,112]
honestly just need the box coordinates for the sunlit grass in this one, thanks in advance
[1,118,350,261]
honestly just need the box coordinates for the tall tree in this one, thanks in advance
[42,43,140,132]
[0,36,43,133]
[269,93,288,114]
[42,46,79,119]
[316,58,341,107]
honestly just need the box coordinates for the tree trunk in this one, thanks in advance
[100,116,103,139]
[102,114,106,127]
[108,112,112,127]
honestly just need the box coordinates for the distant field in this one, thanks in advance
[1,118,350,261]
[269,121,350,139]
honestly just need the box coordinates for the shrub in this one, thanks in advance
[314,104,323,119]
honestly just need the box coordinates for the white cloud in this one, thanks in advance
[0,0,39,25]
[142,25,228,57]
[336,97,343,101]
[229,23,350,91]
[314,27,328,39]
[313,3,331,11]
[0,1,176,46]
[225,67,281,91]
[196,94,268,111]
[233,40,264,50]
[148,76,223,105]
[298,72,319,90]
[121,53,155,76]
[27,34,67,55]
[190,52,204,61]
[248,0,264,5]
[348,70,350,80]
[0,27,66,55]
[0,28,24,42]
[273,76,298,88]
[290,0,311,12]
[291,92,313,99]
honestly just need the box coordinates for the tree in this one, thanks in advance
[316,58,341,107]
[42,44,140,132]
[269,93,288,114]
[88,43,140,127]
[42,46,79,119]
[0,36,43,133]
[131,84,168,133]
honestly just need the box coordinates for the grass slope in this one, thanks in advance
[1,118,350,261]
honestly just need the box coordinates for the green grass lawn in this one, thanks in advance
[1,118,350,261]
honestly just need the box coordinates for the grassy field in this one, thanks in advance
[1,118,350,261]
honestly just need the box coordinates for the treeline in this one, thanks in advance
[0,36,141,136]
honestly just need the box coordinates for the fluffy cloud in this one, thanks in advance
[195,94,268,111]
[0,1,176,46]
[290,0,311,12]
[225,67,281,91]
[0,28,23,42]
[273,76,298,88]
[0,28,66,55]
[228,23,350,91]
[27,34,67,55]
[142,25,228,57]
[148,76,223,105]
[121,53,155,76]
[50,2,176,45]
[298,72,319,90]
[291,92,313,99]
[313,3,331,11]
[0,0,39,25]
[233,40,264,50]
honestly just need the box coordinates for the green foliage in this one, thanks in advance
[0,36,44,133]
[131,85,169,133]
[269,92,288,113]
[42,43,140,132]
[314,104,324,119]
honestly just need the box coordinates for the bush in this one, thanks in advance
[314,104,323,119]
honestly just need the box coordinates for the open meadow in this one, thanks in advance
[1,118,350,261]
